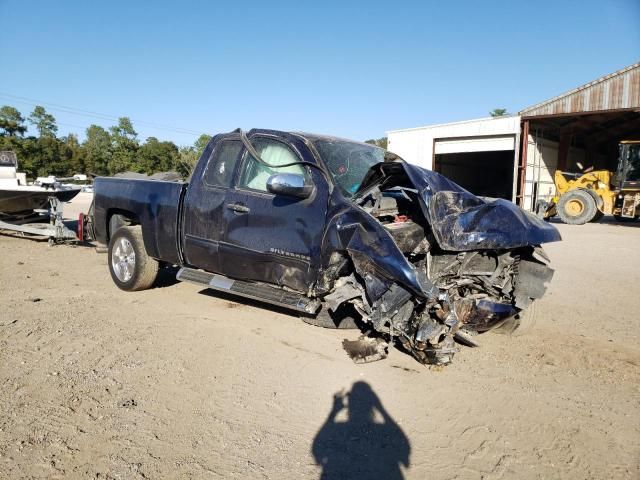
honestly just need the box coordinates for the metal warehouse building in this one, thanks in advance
[387,61,640,211]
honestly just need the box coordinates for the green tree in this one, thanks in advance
[84,124,112,175]
[59,133,85,174]
[0,106,27,137]
[137,137,180,174]
[28,105,58,138]
[178,133,211,177]
[0,134,36,177]
[0,103,209,180]
[25,135,62,177]
[489,108,508,117]
[109,117,139,174]
[365,137,388,149]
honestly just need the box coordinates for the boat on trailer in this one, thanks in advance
[0,151,82,243]
[0,151,82,217]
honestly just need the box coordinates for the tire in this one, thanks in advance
[492,302,537,336]
[590,210,604,222]
[301,302,360,329]
[557,190,597,225]
[108,226,159,291]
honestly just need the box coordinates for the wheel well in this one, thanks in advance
[107,209,139,240]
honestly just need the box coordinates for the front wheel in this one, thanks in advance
[301,302,360,329]
[557,190,598,225]
[108,226,159,291]
[492,302,537,336]
[590,210,604,222]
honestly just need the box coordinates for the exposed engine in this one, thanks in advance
[322,186,554,366]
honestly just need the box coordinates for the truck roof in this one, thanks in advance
[248,128,379,149]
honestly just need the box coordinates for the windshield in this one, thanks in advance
[313,139,385,196]
[624,144,640,181]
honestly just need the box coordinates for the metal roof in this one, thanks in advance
[519,62,640,117]
[387,115,520,134]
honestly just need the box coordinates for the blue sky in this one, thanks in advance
[1,0,638,146]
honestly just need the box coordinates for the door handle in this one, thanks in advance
[227,203,250,213]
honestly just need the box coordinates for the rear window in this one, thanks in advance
[203,140,242,188]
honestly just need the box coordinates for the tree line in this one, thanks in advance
[0,105,211,179]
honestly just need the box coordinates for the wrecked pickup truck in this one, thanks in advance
[93,129,561,365]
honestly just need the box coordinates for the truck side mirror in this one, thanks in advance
[266,173,314,199]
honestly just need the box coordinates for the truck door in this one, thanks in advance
[219,134,328,292]
[182,136,243,273]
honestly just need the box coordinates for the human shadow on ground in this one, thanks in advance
[312,381,410,480]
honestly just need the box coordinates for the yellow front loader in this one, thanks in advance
[541,141,640,225]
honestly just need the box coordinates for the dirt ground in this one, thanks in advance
[1,192,638,479]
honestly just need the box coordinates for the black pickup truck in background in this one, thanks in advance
[93,128,561,365]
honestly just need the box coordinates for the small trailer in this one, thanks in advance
[0,196,78,245]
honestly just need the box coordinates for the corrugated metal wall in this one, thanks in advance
[520,62,640,117]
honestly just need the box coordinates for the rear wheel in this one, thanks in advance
[557,190,597,225]
[108,226,159,291]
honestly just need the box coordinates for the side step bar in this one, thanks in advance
[176,267,320,314]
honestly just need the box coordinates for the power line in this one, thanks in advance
[0,92,203,135]
[56,121,96,131]
[0,92,205,137]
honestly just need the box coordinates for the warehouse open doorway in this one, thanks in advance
[434,149,515,200]
[519,109,640,210]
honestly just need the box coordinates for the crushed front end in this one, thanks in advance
[315,161,561,366]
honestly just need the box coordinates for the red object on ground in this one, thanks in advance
[77,213,84,241]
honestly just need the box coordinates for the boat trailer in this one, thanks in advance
[0,196,78,245]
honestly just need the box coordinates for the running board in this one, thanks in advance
[176,267,320,314]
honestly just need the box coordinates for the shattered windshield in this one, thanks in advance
[313,139,385,196]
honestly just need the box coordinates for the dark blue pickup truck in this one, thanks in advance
[93,129,561,365]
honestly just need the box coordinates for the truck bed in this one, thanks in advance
[93,176,187,265]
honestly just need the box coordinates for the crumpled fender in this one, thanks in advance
[320,195,438,301]
[357,162,562,252]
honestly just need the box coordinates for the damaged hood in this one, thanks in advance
[355,161,561,251]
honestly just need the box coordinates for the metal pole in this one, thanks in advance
[518,120,530,207]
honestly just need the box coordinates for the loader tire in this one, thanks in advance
[590,210,604,222]
[557,190,597,225]
[301,303,359,329]
[108,226,159,291]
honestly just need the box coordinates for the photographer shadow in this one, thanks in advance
[312,382,410,480]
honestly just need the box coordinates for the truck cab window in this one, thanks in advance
[238,138,305,192]
[203,140,242,188]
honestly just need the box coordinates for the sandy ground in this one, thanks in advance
[0,192,638,479]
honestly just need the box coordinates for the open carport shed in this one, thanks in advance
[518,62,640,210]
[387,61,640,211]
